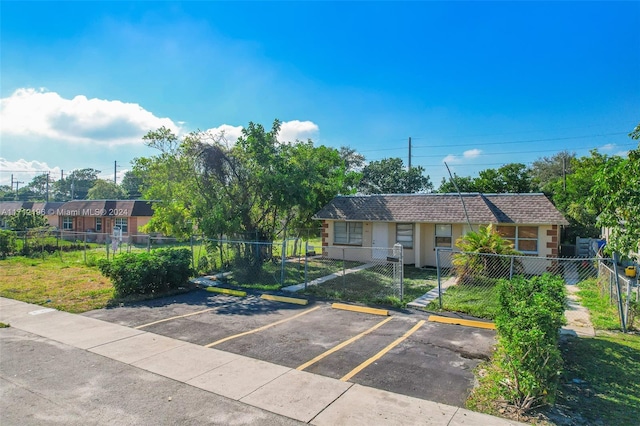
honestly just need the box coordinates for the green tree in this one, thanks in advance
[358,158,433,194]
[8,209,47,231]
[135,121,345,244]
[53,168,100,200]
[87,179,126,200]
[589,126,640,259]
[530,150,576,192]
[437,174,477,193]
[474,163,535,193]
[120,170,145,199]
[549,150,611,241]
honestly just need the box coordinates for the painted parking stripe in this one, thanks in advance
[428,315,496,330]
[296,316,394,371]
[340,320,426,382]
[331,303,389,316]
[206,287,247,297]
[134,308,217,329]
[261,294,308,305]
[204,306,322,348]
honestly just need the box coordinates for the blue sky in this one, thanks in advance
[1,1,639,189]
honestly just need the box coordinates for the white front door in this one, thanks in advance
[372,222,388,259]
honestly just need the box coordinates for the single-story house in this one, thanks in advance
[0,201,65,228]
[0,200,155,242]
[313,193,569,268]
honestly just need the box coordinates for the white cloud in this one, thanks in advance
[600,143,616,151]
[203,124,244,147]
[0,88,181,146]
[278,120,319,143]
[463,148,482,159]
[0,158,61,186]
[442,148,482,164]
[202,120,319,146]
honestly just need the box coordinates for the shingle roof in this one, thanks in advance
[313,193,569,225]
[0,200,154,217]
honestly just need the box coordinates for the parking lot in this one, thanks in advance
[83,289,496,407]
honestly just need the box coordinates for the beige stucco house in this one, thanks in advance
[313,193,569,268]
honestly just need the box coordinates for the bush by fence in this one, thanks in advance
[98,248,192,298]
[494,274,566,412]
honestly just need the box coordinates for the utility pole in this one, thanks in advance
[562,157,566,192]
[14,178,24,199]
[45,172,50,202]
[408,137,412,170]
[114,161,118,184]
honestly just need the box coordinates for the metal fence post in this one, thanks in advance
[436,248,443,309]
[612,253,627,332]
[304,242,309,290]
[281,239,286,286]
[342,248,346,287]
[394,243,404,300]
[509,256,515,280]
[191,234,195,272]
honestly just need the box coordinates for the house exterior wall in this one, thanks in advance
[321,219,563,269]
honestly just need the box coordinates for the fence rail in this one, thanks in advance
[1,229,405,306]
[435,249,638,331]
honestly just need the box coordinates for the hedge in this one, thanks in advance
[494,273,566,411]
[98,248,192,298]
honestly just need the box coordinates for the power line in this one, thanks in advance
[358,131,629,153]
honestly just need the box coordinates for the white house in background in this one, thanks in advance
[313,193,569,268]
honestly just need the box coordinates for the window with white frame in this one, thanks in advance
[334,221,363,245]
[396,223,413,249]
[496,225,538,254]
[114,217,128,233]
[62,217,73,230]
[95,217,102,232]
[435,224,452,248]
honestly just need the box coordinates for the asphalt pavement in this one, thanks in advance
[0,296,527,425]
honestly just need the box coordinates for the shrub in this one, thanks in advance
[494,274,566,412]
[98,248,192,298]
[0,230,17,259]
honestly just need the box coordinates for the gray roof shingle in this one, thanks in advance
[314,193,568,225]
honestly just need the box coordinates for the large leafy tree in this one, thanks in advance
[530,150,576,192]
[135,121,345,242]
[87,179,126,200]
[358,158,432,194]
[8,209,47,231]
[546,150,611,241]
[437,163,535,194]
[120,170,145,199]
[25,174,50,201]
[53,168,100,200]
[589,125,640,259]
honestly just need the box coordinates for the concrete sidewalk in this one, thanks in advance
[0,297,526,425]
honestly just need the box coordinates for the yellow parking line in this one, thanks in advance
[204,306,322,348]
[206,287,247,297]
[261,294,308,305]
[297,316,394,371]
[428,315,496,330]
[134,308,217,329]
[331,303,389,316]
[340,320,426,382]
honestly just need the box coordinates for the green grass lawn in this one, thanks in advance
[0,252,114,313]
[551,332,640,426]
[301,265,436,308]
[426,281,500,319]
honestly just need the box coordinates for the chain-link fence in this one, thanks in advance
[298,245,404,305]
[193,239,404,304]
[433,249,637,330]
[596,259,639,331]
